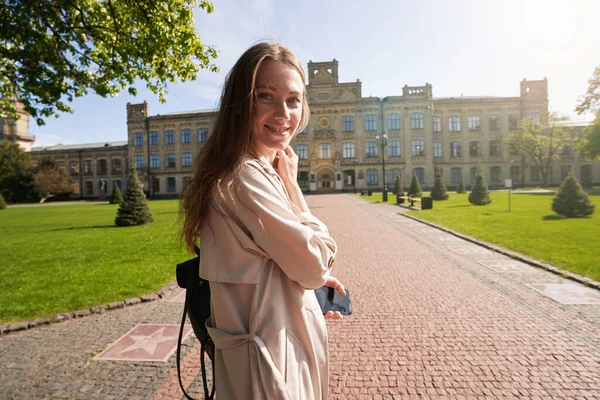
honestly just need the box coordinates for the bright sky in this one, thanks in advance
[32,0,600,147]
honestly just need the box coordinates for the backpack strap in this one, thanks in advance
[176,295,197,400]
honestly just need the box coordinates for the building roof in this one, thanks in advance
[156,109,215,116]
[31,141,128,152]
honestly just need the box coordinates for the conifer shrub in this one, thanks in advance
[0,192,7,210]
[551,172,595,217]
[109,182,123,204]
[457,175,466,193]
[392,176,401,196]
[407,173,422,198]
[115,166,153,226]
[468,169,492,205]
[431,167,449,200]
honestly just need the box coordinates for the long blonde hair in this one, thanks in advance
[179,42,310,253]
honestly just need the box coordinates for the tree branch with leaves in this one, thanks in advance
[0,0,218,125]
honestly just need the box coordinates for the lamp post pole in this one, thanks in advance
[379,98,388,202]
[352,159,358,194]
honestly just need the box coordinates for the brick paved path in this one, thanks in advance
[1,194,600,399]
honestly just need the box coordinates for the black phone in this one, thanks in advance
[314,286,352,315]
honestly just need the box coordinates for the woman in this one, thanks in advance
[180,42,345,399]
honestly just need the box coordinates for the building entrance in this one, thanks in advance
[317,168,336,192]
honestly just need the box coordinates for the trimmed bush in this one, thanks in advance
[0,192,7,210]
[468,169,492,206]
[431,167,449,200]
[408,173,422,198]
[392,176,401,196]
[115,166,153,226]
[457,175,466,193]
[551,172,595,217]
[109,182,123,205]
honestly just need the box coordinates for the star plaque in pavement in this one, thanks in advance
[94,324,192,362]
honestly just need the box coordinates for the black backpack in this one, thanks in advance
[176,245,215,400]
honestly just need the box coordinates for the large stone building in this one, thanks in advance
[30,59,598,198]
[0,101,35,151]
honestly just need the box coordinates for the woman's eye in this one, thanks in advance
[288,97,301,104]
[258,93,272,100]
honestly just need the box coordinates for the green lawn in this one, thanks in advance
[0,200,188,323]
[358,191,600,282]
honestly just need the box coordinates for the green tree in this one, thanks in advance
[552,172,595,217]
[504,113,572,188]
[1,1,219,125]
[457,174,466,193]
[0,142,35,202]
[109,182,123,204]
[468,169,492,206]
[430,167,449,200]
[0,192,7,209]
[33,161,72,203]
[407,173,422,198]
[576,65,600,115]
[575,116,600,161]
[115,166,153,226]
[392,176,400,196]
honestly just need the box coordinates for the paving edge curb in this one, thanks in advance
[398,212,600,291]
[0,282,180,336]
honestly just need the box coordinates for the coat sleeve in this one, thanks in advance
[233,164,337,290]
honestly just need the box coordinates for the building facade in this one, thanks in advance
[0,101,35,151]
[30,59,599,198]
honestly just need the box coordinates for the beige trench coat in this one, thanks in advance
[200,156,337,400]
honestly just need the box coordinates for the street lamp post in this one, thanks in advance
[352,159,359,194]
[376,133,388,202]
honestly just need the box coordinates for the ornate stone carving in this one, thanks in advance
[313,129,336,140]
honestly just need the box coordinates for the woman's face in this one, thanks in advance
[252,59,304,160]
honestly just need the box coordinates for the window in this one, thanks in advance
[134,155,144,170]
[451,141,462,157]
[99,180,107,194]
[152,177,160,193]
[581,165,592,184]
[319,143,331,159]
[181,129,191,144]
[561,165,571,180]
[414,168,425,184]
[71,181,80,195]
[530,166,541,181]
[561,145,572,156]
[70,161,79,174]
[166,177,176,192]
[468,116,480,131]
[433,142,442,158]
[490,166,501,183]
[388,168,400,187]
[98,159,107,174]
[182,152,192,167]
[530,113,541,123]
[511,166,521,183]
[470,167,478,183]
[365,114,377,131]
[449,116,461,132]
[388,140,400,157]
[342,116,354,132]
[412,140,424,156]
[166,153,176,168]
[366,141,378,157]
[411,113,424,129]
[469,141,481,157]
[343,142,355,159]
[298,171,309,188]
[149,131,159,146]
[134,132,143,147]
[296,144,308,159]
[298,127,307,135]
[85,181,93,195]
[112,158,122,174]
[489,114,500,131]
[198,128,209,143]
[451,168,462,184]
[489,141,501,157]
[432,116,441,132]
[182,176,192,188]
[509,115,519,130]
[387,113,400,130]
[84,160,92,173]
[366,169,378,185]
[165,130,175,144]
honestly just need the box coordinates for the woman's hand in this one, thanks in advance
[323,276,346,320]
[274,146,298,188]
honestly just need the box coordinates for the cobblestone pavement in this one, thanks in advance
[1,193,600,399]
